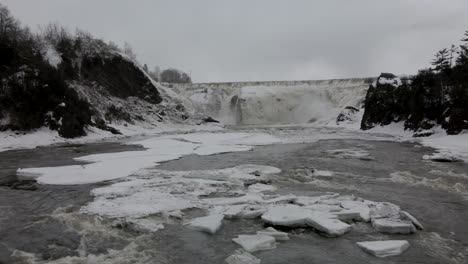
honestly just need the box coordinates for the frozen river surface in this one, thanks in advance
[0,126,467,264]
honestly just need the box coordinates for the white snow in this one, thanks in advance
[377,76,402,87]
[43,43,62,68]
[16,132,280,185]
[225,250,261,264]
[357,240,410,258]
[186,214,224,234]
[232,235,276,253]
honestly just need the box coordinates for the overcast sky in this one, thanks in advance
[3,0,468,82]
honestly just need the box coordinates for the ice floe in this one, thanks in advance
[357,240,410,258]
[232,234,276,253]
[372,218,416,234]
[256,227,289,241]
[400,211,424,230]
[186,214,224,234]
[16,132,280,185]
[225,250,261,264]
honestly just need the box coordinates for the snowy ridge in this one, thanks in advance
[174,78,374,125]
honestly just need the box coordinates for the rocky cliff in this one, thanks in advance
[0,26,188,138]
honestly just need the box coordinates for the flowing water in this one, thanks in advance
[0,127,467,264]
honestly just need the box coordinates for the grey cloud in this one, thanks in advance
[3,0,468,82]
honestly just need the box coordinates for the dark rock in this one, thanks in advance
[336,106,360,125]
[361,71,468,135]
[203,116,220,123]
[80,54,162,104]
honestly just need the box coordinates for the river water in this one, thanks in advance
[0,127,467,264]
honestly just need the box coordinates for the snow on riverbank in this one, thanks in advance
[361,123,468,162]
[0,122,224,153]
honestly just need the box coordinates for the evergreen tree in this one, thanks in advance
[456,30,468,66]
[431,48,450,72]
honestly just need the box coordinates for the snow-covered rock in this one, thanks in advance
[232,234,276,253]
[256,227,289,241]
[186,214,224,234]
[225,250,261,264]
[357,240,410,258]
[371,218,416,234]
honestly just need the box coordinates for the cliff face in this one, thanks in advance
[361,73,468,135]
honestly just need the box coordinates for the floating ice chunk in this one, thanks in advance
[194,145,253,156]
[239,206,267,219]
[313,170,334,177]
[261,205,351,237]
[261,205,311,227]
[225,250,261,264]
[81,191,193,219]
[224,205,247,219]
[294,196,321,206]
[332,209,362,222]
[263,195,297,204]
[127,218,165,232]
[357,240,410,258]
[232,234,276,253]
[372,218,415,234]
[248,183,277,193]
[340,201,371,222]
[187,214,224,234]
[400,211,424,230]
[307,212,352,237]
[257,227,289,241]
[370,202,401,219]
[305,203,342,212]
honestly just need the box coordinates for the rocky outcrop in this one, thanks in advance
[361,72,468,135]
